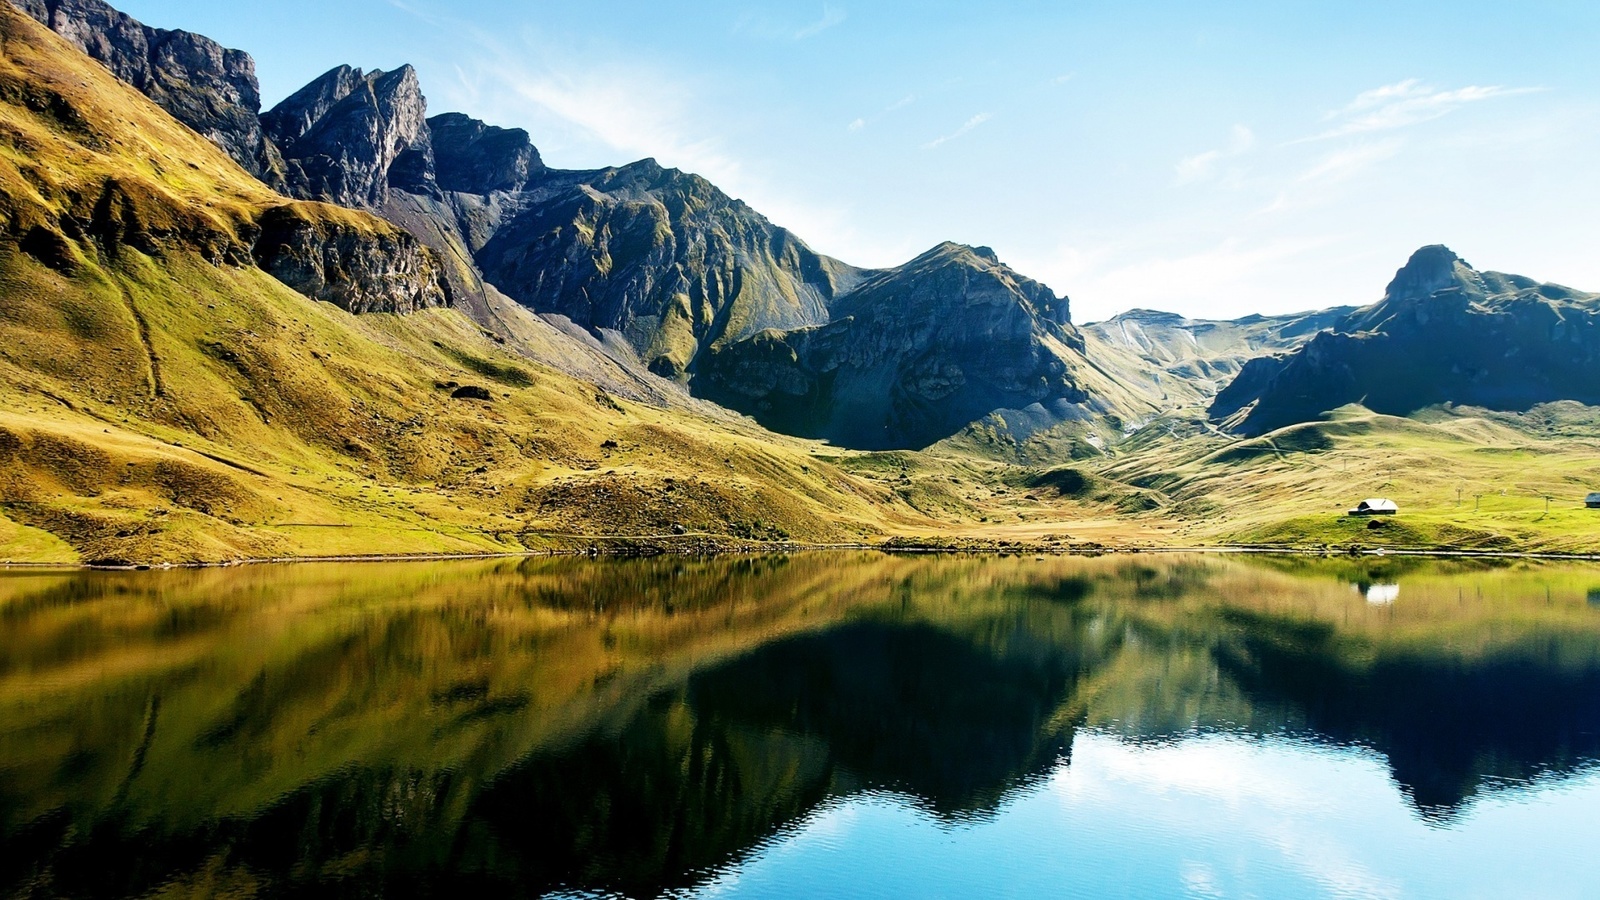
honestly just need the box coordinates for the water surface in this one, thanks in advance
[2,553,1599,898]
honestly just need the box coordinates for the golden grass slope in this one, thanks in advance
[0,239,938,563]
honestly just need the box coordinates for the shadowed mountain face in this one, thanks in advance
[1214,246,1600,436]
[427,112,544,195]
[698,243,1112,449]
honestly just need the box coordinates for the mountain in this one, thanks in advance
[263,64,436,208]
[0,3,928,564]
[5,0,1600,564]
[698,243,1152,450]
[1213,246,1600,436]
[1082,305,1355,412]
[10,0,1164,452]
[0,3,448,314]
[249,57,867,382]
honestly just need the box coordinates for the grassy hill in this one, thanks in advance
[1099,404,1600,554]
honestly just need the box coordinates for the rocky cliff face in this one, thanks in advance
[262,65,436,207]
[475,159,865,378]
[1212,246,1600,435]
[252,204,452,314]
[429,113,544,195]
[699,243,1106,449]
[9,0,283,183]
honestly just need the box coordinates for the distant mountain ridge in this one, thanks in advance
[1213,246,1600,435]
[1081,305,1356,412]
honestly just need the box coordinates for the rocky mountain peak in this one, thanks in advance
[260,64,363,149]
[263,63,436,207]
[874,242,1071,328]
[1213,247,1600,435]
[428,112,545,195]
[1383,244,1469,302]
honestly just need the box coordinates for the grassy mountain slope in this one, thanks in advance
[0,5,937,564]
[4,3,1598,564]
[1101,404,1600,553]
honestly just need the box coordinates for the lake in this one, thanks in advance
[3,553,1599,898]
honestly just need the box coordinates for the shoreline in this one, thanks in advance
[5,536,1600,571]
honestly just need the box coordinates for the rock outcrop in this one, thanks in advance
[0,0,452,323]
[252,204,452,314]
[699,243,1109,449]
[262,65,436,207]
[1212,246,1600,435]
[9,0,283,183]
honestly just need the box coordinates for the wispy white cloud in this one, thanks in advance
[1300,79,1542,142]
[1255,139,1408,215]
[487,59,745,187]
[847,95,916,134]
[734,5,847,41]
[922,112,992,150]
[794,5,848,39]
[1176,124,1256,185]
[1295,139,1405,184]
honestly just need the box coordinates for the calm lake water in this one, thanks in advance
[3,553,1600,899]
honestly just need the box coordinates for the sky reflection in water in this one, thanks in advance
[687,733,1600,899]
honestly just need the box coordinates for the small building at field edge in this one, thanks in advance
[1349,498,1400,517]
[1587,493,1600,509]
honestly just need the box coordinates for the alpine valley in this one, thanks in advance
[3,0,1598,565]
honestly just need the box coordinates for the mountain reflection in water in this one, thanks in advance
[2,553,1599,898]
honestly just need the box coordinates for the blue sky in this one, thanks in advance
[123,1,1600,321]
